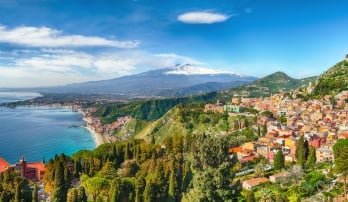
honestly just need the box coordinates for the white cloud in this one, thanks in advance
[0,25,140,48]
[177,11,231,24]
[0,49,204,87]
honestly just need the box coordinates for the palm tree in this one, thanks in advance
[288,184,304,200]
[259,188,275,202]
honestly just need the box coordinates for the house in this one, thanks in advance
[4,156,46,181]
[224,105,240,113]
[242,178,269,190]
[316,146,334,162]
[0,157,10,173]
[269,172,291,183]
[204,104,223,113]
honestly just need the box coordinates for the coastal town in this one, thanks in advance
[1,87,348,200]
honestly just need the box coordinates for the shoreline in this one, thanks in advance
[82,116,105,147]
[84,125,104,147]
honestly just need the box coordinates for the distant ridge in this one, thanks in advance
[35,64,257,98]
[218,71,317,98]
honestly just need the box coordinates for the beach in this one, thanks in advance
[84,125,104,147]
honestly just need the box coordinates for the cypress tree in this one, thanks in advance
[245,190,256,202]
[33,184,39,202]
[67,188,78,202]
[274,150,285,171]
[135,176,146,202]
[306,146,316,169]
[124,143,130,160]
[77,187,88,202]
[167,170,176,202]
[295,135,305,167]
[109,178,122,202]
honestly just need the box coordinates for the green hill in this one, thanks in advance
[311,59,348,97]
[217,71,317,100]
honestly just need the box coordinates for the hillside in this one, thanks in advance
[217,71,317,100]
[311,59,348,97]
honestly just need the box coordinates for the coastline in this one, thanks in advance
[84,125,104,147]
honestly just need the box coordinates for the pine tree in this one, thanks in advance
[274,150,285,171]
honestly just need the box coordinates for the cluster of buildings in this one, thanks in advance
[209,91,348,165]
[0,156,45,181]
[206,90,348,190]
[83,107,132,142]
[223,91,348,190]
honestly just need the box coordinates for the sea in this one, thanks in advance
[0,92,95,164]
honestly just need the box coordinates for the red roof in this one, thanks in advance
[0,157,10,172]
[27,162,45,172]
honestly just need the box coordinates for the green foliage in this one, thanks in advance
[295,135,309,168]
[274,150,285,171]
[306,146,316,169]
[311,60,348,97]
[217,72,317,98]
[333,140,348,199]
[83,176,109,202]
[94,92,217,123]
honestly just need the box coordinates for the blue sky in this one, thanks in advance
[0,0,348,87]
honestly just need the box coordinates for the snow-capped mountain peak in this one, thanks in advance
[165,64,243,76]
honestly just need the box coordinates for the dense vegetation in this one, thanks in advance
[43,134,242,202]
[0,171,34,202]
[311,60,348,97]
[217,72,317,100]
[93,92,217,123]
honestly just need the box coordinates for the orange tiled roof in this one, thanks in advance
[27,162,45,172]
[228,147,253,154]
[0,157,10,172]
[243,177,269,187]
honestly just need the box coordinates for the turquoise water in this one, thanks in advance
[0,92,95,163]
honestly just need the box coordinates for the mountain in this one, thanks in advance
[311,57,348,97]
[38,64,257,98]
[217,71,317,99]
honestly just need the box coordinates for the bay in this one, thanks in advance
[0,92,95,163]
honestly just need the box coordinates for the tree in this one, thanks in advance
[254,163,265,177]
[306,146,316,169]
[67,188,79,202]
[262,124,267,136]
[274,150,285,171]
[333,141,348,200]
[167,170,176,202]
[52,161,68,202]
[109,178,123,202]
[77,187,88,202]
[183,162,241,202]
[32,184,39,202]
[290,165,303,184]
[135,176,146,202]
[245,190,256,202]
[83,177,109,202]
[259,188,275,202]
[295,135,309,168]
